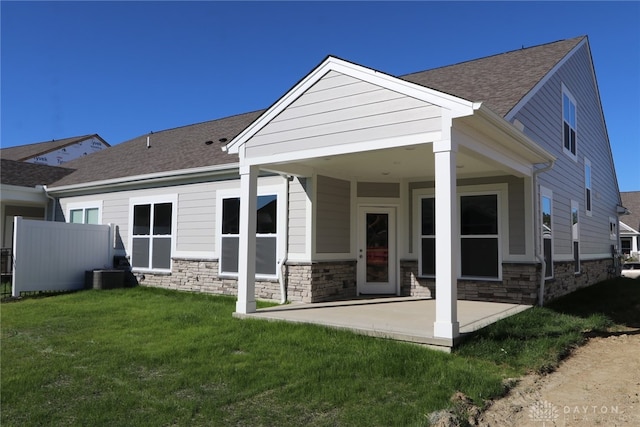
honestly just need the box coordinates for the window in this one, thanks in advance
[419,197,435,276]
[67,202,102,224]
[562,85,577,157]
[572,200,580,273]
[131,199,174,271]
[541,187,553,278]
[220,194,278,276]
[585,159,592,216]
[70,207,99,224]
[621,238,632,256]
[460,194,499,278]
[609,217,618,241]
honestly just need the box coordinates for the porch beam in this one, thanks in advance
[432,138,460,339]
[235,165,259,314]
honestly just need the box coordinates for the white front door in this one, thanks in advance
[357,206,396,295]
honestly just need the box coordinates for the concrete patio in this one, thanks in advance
[234,297,532,351]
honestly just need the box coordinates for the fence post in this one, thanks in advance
[12,216,21,298]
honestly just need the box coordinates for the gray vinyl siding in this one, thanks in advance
[316,175,351,253]
[57,176,284,258]
[288,177,308,254]
[511,43,620,257]
[357,182,400,198]
[245,71,442,158]
[408,176,526,256]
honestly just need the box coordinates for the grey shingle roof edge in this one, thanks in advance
[48,37,585,189]
[621,192,640,232]
[1,159,75,188]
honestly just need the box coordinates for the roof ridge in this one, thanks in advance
[400,36,586,78]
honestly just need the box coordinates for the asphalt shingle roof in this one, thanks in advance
[621,192,640,232]
[0,134,107,161]
[1,159,75,187]
[401,36,584,117]
[48,37,585,188]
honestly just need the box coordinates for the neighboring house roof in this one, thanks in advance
[48,37,584,189]
[401,36,584,117]
[0,159,75,188]
[50,111,264,188]
[621,191,640,232]
[0,134,109,162]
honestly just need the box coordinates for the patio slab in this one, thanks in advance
[234,297,531,351]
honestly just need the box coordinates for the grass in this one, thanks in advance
[1,278,638,426]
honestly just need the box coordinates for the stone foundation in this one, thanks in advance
[287,260,357,303]
[137,258,281,300]
[136,257,614,305]
[543,258,613,303]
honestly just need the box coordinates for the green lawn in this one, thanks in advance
[1,278,638,426]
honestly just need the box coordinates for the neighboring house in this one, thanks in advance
[0,134,107,248]
[620,191,640,259]
[45,36,623,340]
[1,134,109,166]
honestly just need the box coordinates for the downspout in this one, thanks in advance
[278,174,290,304]
[41,185,57,221]
[533,160,555,306]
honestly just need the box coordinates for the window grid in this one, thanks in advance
[562,86,577,157]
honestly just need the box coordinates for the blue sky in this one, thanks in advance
[1,1,638,191]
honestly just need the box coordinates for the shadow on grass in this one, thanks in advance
[546,277,640,329]
[455,277,640,375]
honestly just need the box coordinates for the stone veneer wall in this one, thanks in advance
[401,258,613,305]
[137,258,356,303]
[287,261,357,303]
[543,258,612,303]
[138,258,281,300]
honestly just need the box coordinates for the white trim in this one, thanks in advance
[540,186,554,279]
[561,83,578,160]
[505,38,586,120]
[216,183,286,279]
[172,251,216,260]
[584,158,592,217]
[413,183,508,280]
[47,163,239,194]
[128,194,178,273]
[226,56,475,155]
[66,200,103,224]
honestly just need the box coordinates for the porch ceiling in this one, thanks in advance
[262,142,520,181]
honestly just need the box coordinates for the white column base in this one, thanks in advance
[433,320,460,340]
[235,300,257,314]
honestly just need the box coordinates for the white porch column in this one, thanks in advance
[432,138,460,339]
[235,165,258,314]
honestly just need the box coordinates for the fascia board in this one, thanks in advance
[505,37,587,121]
[226,56,475,155]
[0,184,48,204]
[474,104,555,163]
[47,163,239,195]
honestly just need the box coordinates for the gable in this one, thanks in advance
[244,70,445,159]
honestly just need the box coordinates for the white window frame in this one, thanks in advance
[609,217,618,241]
[413,184,506,280]
[216,184,286,280]
[66,201,103,224]
[571,200,580,274]
[585,158,592,217]
[540,186,554,279]
[128,194,177,273]
[562,84,578,160]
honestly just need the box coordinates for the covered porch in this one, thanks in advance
[234,297,531,351]
[225,56,553,342]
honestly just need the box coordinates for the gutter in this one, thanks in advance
[532,160,555,307]
[46,163,240,195]
[40,185,57,221]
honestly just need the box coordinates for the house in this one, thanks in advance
[43,36,623,340]
[620,191,640,259]
[0,135,108,248]
[1,134,109,166]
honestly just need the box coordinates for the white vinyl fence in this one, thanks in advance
[12,217,113,297]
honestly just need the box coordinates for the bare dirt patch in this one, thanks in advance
[477,330,640,427]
